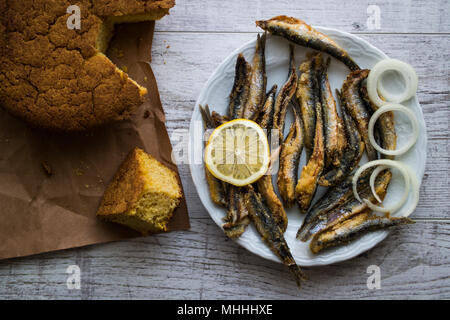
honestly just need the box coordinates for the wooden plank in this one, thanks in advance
[0,219,448,299]
[1,3,449,299]
[149,32,449,219]
[156,0,450,33]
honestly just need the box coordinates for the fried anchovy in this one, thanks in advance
[258,84,278,129]
[306,170,392,240]
[341,69,377,161]
[296,54,317,156]
[318,90,364,187]
[318,57,346,168]
[223,186,251,238]
[277,105,304,208]
[295,54,325,213]
[229,53,251,119]
[211,111,230,126]
[310,210,414,254]
[273,45,298,144]
[256,174,287,232]
[255,84,287,232]
[200,105,227,207]
[245,187,306,287]
[297,169,372,241]
[256,15,360,71]
[243,33,267,121]
[360,86,397,160]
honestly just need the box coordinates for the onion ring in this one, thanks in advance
[400,165,420,217]
[353,160,410,213]
[367,59,418,108]
[369,103,419,156]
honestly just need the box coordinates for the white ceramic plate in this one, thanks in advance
[189,27,427,266]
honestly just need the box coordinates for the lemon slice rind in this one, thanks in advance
[204,119,270,187]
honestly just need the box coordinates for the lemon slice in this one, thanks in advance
[204,119,270,187]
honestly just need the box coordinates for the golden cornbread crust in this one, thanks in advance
[97,147,182,234]
[0,0,175,131]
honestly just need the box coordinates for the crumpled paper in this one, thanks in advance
[0,21,189,260]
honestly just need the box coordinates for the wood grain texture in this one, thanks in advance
[156,0,450,33]
[0,220,449,299]
[0,0,449,299]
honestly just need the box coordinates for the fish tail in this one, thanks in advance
[255,20,267,29]
[288,264,307,288]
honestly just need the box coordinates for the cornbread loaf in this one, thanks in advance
[0,0,175,131]
[97,148,182,234]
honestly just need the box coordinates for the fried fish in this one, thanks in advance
[229,53,251,119]
[341,69,378,161]
[277,105,304,208]
[310,210,414,254]
[318,89,364,187]
[243,33,267,121]
[273,45,298,143]
[245,187,306,287]
[256,16,360,71]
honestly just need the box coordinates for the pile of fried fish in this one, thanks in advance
[200,16,414,288]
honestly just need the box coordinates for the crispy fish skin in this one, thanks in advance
[273,45,298,143]
[211,111,230,126]
[319,58,346,166]
[360,86,397,160]
[318,90,364,187]
[277,106,304,208]
[341,69,378,161]
[223,186,250,238]
[259,84,278,129]
[319,57,346,168]
[295,55,325,213]
[256,84,287,232]
[229,53,251,119]
[306,170,392,240]
[200,105,227,207]
[243,33,267,121]
[256,15,360,71]
[310,210,414,254]
[245,187,306,287]
[296,55,316,155]
[256,174,287,232]
[297,169,372,241]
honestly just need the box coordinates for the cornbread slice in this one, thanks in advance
[97,148,182,234]
[0,0,175,131]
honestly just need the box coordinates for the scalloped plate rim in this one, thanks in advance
[189,26,427,266]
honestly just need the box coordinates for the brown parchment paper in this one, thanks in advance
[0,21,190,260]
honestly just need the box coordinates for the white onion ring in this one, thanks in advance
[367,59,418,108]
[368,103,419,156]
[400,165,420,217]
[353,160,410,213]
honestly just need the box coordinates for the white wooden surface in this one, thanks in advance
[0,0,449,299]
